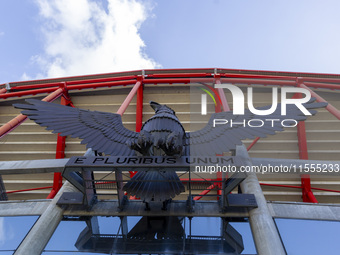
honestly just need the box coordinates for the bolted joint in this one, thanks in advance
[137,74,144,83]
[59,82,72,103]
[296,77,304,87]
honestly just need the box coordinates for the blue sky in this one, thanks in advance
[1,0,340,84]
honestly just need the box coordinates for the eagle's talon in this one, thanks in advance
[128,130,153,155]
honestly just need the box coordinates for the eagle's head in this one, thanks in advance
[150,101,176,115]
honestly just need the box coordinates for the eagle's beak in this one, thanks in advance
[150,101,161,112]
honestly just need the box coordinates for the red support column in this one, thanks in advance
[135,83,144,132]
[129,82,144,179]
[115,78,143,199]
[47,91,73,199]
[295,88,318,203]
[214,74,230,112]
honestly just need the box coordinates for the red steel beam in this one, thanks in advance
[0,87,64,139]
[143,77,297,87]
[260,183,340,195]
[0,87,59,99]
[299,83,340,120]
[294,90,318,203]
[3,76,340,101]
[259,183,340,193]
[1,80,137,99]
[135,84,143,132]
[6,186,53,194]
[193,184,216,201]
[309,186,340,193]
[247,137,261,151]
[46,135,65,199]
[303,81,340,90]
[47,95,73,199]
[147,73,212,78]
[0,88,6,94]
[214,75,230,112]
[10,75,138,91]
[115,79,143,195]
[129,82,144,179]
[116,80,142,116]
[3,68,340,94]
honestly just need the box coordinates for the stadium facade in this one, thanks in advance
[0,68,340,254]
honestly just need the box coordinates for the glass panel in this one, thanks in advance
[230,222,256,254]
[184,217,256,254]
[0,216,39,252]
[44,220,88,251]
[45,216,124,253]
[276,218,340,255]
[46,216,256,254]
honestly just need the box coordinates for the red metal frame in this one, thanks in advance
[6,186,53,194]
[194,184,216,200]
[47,94,74,199]
[0,87,65,139]
[2,68,340,201]
[299,83,340,120]
[135,84,144,132]
[247,137,261,151]
[116,80,142,116]
[129,81,144,180]
[294,89,318,203]
[259,183,340,194]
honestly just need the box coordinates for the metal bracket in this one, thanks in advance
[57,192,84,206]
[225,194,257,209]
[186,195,195,213]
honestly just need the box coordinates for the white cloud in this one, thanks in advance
[31,0,159,79]
[0,218,5,245]
[0,218,14,246]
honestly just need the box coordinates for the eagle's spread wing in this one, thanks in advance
[14,99,138,156]
[185,98,327,156]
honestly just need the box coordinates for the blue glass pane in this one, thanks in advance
[230,222,256,254]
[0,252,14,255]
[276,218,340,255]
[46,216,256,254]
[0,216,38,251]
[45,217,123,252]
[45,221,88,251]
[184,217,256,254]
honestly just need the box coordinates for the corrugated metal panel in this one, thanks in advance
[0,83,339,202]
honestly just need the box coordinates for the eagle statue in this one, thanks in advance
[14,98,326,203]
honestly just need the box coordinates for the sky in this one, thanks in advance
[1,0,340,84]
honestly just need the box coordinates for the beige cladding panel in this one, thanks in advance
[0,84,339,201]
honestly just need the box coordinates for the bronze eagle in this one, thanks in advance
[14,98,326,202]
